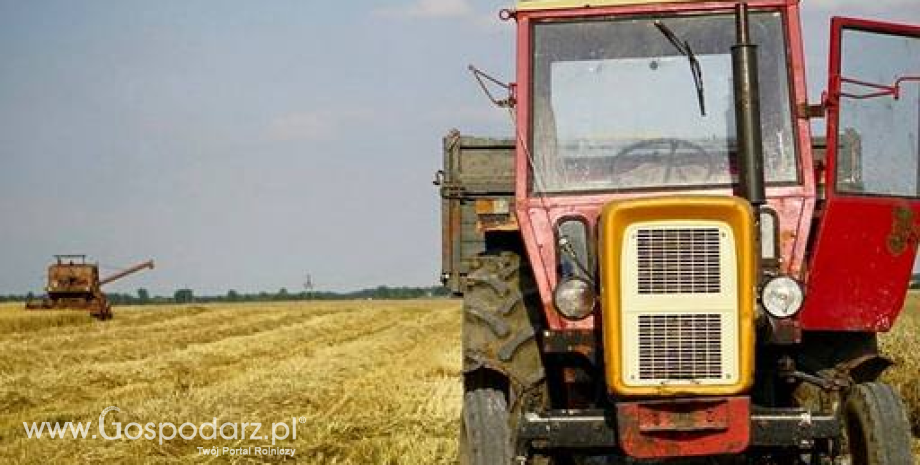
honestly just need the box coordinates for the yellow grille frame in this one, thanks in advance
[599,196,756,397]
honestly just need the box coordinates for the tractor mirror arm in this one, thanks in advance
[468,65,516,108]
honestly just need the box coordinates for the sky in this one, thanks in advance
[1,0,918,296]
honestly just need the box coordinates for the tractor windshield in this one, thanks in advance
[531,12,797,193]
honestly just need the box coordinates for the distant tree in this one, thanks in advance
[174,289,194,304]
[137,288,150,304]
[275,287,289,301]
[108,293,132,305]
[227,289,240,302]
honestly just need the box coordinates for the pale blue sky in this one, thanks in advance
[1,0,918,295]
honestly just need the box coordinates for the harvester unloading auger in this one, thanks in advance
[25,255,155,320]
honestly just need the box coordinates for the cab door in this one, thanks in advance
[801,18,920,331]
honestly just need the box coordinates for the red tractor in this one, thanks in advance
[438,0,920,462]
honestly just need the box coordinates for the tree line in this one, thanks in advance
[0,285,452,304]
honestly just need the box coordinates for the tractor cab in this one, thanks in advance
[447,0,920,463]
[47,255,98,294]
[511,1,920,335]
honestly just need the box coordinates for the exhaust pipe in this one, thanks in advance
[732,3,766,207]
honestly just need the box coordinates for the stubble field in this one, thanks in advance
[0,297,917,463]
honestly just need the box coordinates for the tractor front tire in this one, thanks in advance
[841,382,913,465]
[460,387,513,465]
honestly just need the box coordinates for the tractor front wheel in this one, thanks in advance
[840,382,913,464]
[460,387,513,465]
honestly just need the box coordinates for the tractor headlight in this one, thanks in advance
[761,276,804,318]
[554,277,596,320]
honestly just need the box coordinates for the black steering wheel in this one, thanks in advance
[609,138,719,185]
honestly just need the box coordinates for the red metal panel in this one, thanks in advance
[800,18,920,331]
[783,1,818,278]
[801,199,920,331]
[616,397,750,458]
[514,0,795,20]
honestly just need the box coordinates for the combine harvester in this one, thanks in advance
[26,255,154,320]
[438,0,920,463]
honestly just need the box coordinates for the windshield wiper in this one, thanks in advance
[654,20,706,117]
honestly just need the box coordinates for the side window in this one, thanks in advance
[836,28,920,197]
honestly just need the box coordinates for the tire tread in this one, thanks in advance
[844,382,913,464]
[462,388,512,465]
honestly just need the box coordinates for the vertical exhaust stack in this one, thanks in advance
[733,3,766,207]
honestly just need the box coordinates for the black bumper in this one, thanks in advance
[518,407,841,451]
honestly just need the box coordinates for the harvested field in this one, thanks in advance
[0,298,917,463]
[0,300,461,464]
[881,293,920,458]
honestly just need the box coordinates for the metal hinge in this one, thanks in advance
[439,183,467,200]
[440,185,466,199]
[434,170,466,199]
[797,102,826,119]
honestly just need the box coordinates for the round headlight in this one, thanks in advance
[553,278,596,320]
[761,276,804,318]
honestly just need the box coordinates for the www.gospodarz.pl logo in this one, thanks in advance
[23,406,303,456]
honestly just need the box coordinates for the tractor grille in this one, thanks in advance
[636,227,722,294]
[637,314,724,380]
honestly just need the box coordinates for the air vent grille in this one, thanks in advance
[637,228,722,294]
[637,314,724,380]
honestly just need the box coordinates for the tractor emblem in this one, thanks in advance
[886,205,920,256]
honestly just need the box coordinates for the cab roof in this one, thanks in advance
[516,0,731,11]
